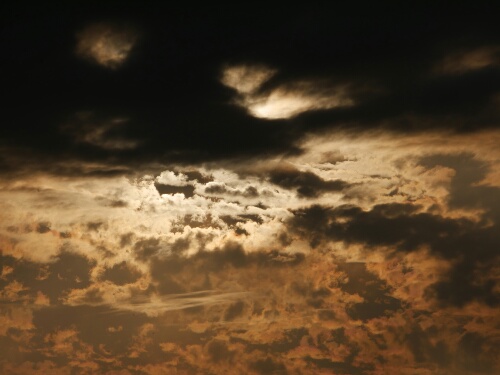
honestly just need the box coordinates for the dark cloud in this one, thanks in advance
[291,280,331,309]
[80,286,104,304]
[204,183,261,198]
[290,202,468,254]
[317,309,336,321]
[170,214,223,233]
[336,263,403,321]
[154,182,195,197]
[148,243,305,300]
[250,357,288,375]
[206,339,235,363]
[133,237,162,261]
[181,170,214,184]
[204,183,231,195]
[306,356,370,375]
[0,336,25,366]
[456,332,498,373]
[219,214,256,227]
[151,243,304,275]
[32,305,150,368]
[289,202,499,307]
[101,261,142,285]
[107,199,128,207]
[3,251,96,304]
[86,221,106,231]
[420,153,500,219]
[269,167,349,197]
[406,324,451,367]
[36,222,51,234]
[223,300,245,321]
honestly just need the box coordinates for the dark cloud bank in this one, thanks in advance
[1,3,499,171]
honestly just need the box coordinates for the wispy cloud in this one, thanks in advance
[221,64,354,119]
[435,46,500,74]
[71,290,253,316]
[76,23,139,69]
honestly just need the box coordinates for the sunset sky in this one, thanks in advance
[1,3,499,374]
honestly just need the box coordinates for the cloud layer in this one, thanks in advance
[1,130,499,373]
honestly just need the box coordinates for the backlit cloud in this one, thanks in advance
[76,23,138,69]
[221,64,354,119]
[220,64,277,95]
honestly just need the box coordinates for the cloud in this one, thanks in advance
[155,171,190,186]
[61,112,140,151]
[155,183,196,198]
[220,64,277,95]
[336,262,403,321]
[154,171,197,197]
[1,129,499,373]
[100,261,142,286]
[246,82,354,120]
[268,165,350,197]
[221,64,354,119]
[435,46,500,74]
[114,291,253,316]
[2,4,500,374]
[289,201,499,307]
[2,5,500,179]
[2,251,96,304]
[75,23,138,69]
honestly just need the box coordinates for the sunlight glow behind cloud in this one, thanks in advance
[221,64,354,119]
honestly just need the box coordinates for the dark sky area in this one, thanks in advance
[0,3,499,374]
[2,3,499,165]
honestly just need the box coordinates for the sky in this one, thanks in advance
[0,3,499,374]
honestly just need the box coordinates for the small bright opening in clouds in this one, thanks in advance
[76,23,138,69]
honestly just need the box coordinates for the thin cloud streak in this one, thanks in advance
[79,290,254,316]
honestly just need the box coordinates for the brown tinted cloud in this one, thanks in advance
[1,3,499,374]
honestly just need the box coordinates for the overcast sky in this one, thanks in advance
[1,3,499,374]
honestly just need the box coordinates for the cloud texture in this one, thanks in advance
[1,3,499,374]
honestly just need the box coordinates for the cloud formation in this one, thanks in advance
[221,64,354,119]
[1,128,499,372]
[1,3,500,374]
[436,46,500,74]
[76,22,138,69]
